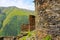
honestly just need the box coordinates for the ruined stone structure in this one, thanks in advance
[34,0,60,40]
[21,15,35,31]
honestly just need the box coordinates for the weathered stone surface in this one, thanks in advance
[35,0,60,40]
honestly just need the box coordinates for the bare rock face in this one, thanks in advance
[35,0,60,40]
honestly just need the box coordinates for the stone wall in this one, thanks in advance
[34,0,60,40]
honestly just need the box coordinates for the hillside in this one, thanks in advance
[0,6,34,36]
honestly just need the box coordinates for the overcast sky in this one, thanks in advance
[0,0,34,10]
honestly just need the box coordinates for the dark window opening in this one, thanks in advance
[0,37,4,40]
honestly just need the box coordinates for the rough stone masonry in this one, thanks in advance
[34,0,60,40]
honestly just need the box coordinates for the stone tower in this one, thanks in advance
[34,0,60,40]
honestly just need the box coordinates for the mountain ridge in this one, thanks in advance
[0,6,34,36]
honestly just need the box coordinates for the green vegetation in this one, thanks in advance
[0,6,34,36]
[42,35,51,40]
[19,31,36,40]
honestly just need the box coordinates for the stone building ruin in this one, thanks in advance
[34,0,60,40]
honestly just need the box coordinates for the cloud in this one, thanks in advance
[0,0,34,10]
